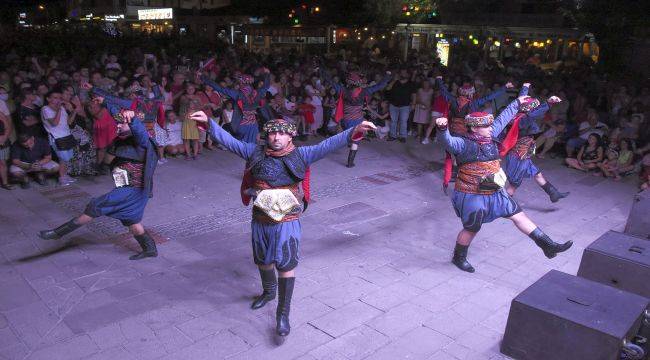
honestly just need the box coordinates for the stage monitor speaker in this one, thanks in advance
[625,189,650,240]
[501,270,649,360]
[577,230,650,299]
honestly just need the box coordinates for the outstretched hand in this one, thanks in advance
[120,110,135,123]
[435,117,448,127]
[505,82,514,89]
[548,96,562,104]
[523,82,531,88]
[190,111,208,123]
[356,121,377,132]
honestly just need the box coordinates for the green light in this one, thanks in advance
[293,18,299,24]
[431,11,437,16]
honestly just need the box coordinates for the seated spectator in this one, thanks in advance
[164,111,184,157]
[565,109,608,157]
[640,153,650,191]
[596,139,635,180]
[0,108,13,190]
[10,133,59,188]
[565,133,604,171]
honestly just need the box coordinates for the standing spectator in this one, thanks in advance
[197,84,221,150]
[305,76,325,134]
[412,80,434,141]
[0,100,13,189]
[41,88,76,185]
[63,91,96,177]
[179,83,201,160]
[10,134,60,188]
[386,69,416,142]
[87,101,116,174]
[17,89,46,139]
[422,88,449,144]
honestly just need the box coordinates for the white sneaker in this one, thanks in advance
[421,138,430,145]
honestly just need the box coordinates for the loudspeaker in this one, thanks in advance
[501,270,649,360]
[625,189,650,240]
[577,230,650,299]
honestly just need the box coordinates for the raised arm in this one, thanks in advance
[207,119,255,160]
[364,73,392,95]
[518,83,530,97]
[436,78,458,110]
[92,87,134,109]
[129,117,151,148]
[319,67,344,93]
[435,121,466,155]
[152,85,164,101]
[527,102,550,121]
[298,127,355,165]
[472,86,507,109]
[200,75,241,100]
[256,73,271,101]
[491,98,521,138]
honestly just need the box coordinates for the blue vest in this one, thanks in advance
[456,138,500,165]
[248,146,307,187]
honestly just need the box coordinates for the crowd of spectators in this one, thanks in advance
[0,27,648,191]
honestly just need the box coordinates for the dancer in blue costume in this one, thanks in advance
[190,110,375,337]
[83,81,166,138]
[198,69,270,143]
[319,65,392,167]
[38,110,159,260]
[499,88,569,202]
[435,97,572,273]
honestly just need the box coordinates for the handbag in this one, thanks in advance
[54,134,77,151]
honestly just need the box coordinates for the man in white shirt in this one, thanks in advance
[41,89,75,185]
[566,111,609,157]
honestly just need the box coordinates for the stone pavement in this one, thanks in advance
[0,136,639,360]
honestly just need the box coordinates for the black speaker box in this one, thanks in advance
[625,189,650,240]
[501,270,649,360]
[577,230,650,299]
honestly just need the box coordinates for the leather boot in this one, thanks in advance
[276,277,295,337]
[541,182,569,203]
[529,228,573,258]
[452,243,475,273]
[251,268,277,309]
[346,149,357,168]
[39,219,82,240]
[130,232,158,260]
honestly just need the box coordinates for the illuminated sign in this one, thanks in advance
[105,14,125,22]
[137,8,173,20]
[437,39,450,67]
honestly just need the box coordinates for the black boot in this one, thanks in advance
[276,277,295,337]
[346,149,357,168]
[528,227,573,259]
[452,243,475,273]
[541,182,569,203]
[130,232,158,260]
[39,219,82,240]
[251,268,277,309]
[95,163,107,175]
